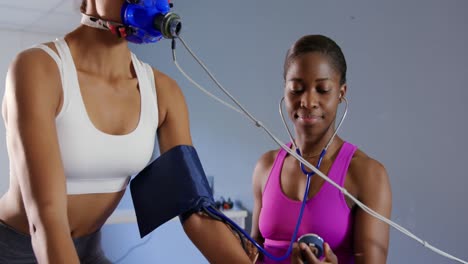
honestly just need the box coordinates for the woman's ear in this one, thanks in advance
[339,84,347,103]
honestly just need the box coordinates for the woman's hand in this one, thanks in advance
[292,242,338,264]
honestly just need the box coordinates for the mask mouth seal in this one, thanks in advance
[154,12,182,39]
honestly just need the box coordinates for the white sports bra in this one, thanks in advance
[35,39,158,194]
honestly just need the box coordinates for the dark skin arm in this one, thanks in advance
[250,150,277,262]
[153,69,251,264]
[351,156,392,264]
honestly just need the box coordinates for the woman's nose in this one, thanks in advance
[300,91,319,109]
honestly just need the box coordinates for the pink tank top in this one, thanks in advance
[258,142,357,264]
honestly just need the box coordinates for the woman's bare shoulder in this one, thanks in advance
[257,149,280,169]
[4,44,63,118]
[252,149,280,182]
[152,68,179,91]
[349,148,391,198]
[9,43,61,82]
[350,149,387,175]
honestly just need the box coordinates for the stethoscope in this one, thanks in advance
[269,96,348,257]
[203,96,349,262]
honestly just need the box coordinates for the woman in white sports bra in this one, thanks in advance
[0,1,251,263]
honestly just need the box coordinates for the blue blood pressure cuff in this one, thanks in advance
[130,145,215,238]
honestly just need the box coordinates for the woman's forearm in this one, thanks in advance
[28,209,80,263]
[183,213,251,264]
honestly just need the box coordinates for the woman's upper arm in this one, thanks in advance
[353,158,392,264]
[152,70,252,263]
[5,49,68,225]
[251,158,265,243]
[153,69,192,154]
[251,151,275,243]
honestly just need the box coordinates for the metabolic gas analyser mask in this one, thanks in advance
[81,0,181,44]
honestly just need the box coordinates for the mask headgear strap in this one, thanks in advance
[80,13,129,39]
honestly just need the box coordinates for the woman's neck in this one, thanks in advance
[65,25,133,79]
[294,129,341,158]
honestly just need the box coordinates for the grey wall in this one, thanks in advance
[125,0,468,263]
[1,0,467,263]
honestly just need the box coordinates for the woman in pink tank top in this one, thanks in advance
[251,35,392,264]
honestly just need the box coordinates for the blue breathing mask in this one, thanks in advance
[121,0,182,44]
